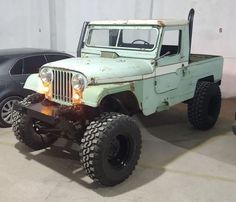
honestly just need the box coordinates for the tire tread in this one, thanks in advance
[80,112,141,186]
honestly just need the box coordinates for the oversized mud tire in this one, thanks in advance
[188,81,221,130]
[12,93,58,150]
[80,112,141,186]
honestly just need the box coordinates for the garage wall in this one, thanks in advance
[0,0,235,97]
[0,0,51,49]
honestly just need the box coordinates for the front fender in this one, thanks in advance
[24,73,44,93]
[82,83,134,107]
[24,75,136,108]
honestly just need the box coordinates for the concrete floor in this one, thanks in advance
[0,99,236,202]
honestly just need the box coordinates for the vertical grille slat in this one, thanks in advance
[59,71,61,100]
[66,72,68,102]
[52,69,73,104]
[55,71,59,99]
[62,71,65,101]
[69,73,72,101]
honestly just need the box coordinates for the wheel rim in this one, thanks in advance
[107,134,133,169]
[1,99,19,124]
[32,120,51,134]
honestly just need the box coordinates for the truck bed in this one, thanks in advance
[188,53,223,85]
[190,54,220,64]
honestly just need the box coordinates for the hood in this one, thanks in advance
[44,57,154,84]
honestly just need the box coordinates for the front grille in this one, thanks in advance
[52,69,73,104]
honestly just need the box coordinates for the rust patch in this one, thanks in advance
[130,83,135,91]
[158,20,165,27]
[100,66,111,72]
[119,59,126,63]
[90,77,96,84]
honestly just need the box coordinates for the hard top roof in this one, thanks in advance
[89,19,189,26]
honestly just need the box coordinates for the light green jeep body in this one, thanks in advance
[24,19,223,116]
[13,11,224,186]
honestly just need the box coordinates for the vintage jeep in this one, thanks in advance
[12,9,223,186]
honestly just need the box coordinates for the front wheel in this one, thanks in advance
[12,93,58,150]
[80,112,141,186]
[188,81,221,130]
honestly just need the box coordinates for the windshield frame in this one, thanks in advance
[84,25,159,52]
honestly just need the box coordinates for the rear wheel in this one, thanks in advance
[188,81,221,130]
[0,96,22,127]
[80,112,141,186]
[12,93,58,150]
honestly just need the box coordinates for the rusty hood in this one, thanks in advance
[44,57,154,84]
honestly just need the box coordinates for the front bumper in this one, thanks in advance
[13,100,87,140]
[13,102,60,125]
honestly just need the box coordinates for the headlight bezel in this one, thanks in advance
[72,73,88,91]
[39,68,53,86]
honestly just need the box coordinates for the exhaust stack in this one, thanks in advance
[188,8,195,58]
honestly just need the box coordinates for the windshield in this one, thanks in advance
[86,26,159,51]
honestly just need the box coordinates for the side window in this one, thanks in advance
[10,59,23,75]
[46,54,71,63]
[23,56,46,74]
[160,30,181,56]
[118,29,157,50]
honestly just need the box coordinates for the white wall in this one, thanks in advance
[0,0,51,49]
[0,0,235,97]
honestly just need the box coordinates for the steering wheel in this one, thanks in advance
[131,39,150,46]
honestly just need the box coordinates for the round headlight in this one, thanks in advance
[72,74,87,91]
[39,68,53,85]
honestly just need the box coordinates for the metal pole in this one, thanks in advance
[48,0,57,50]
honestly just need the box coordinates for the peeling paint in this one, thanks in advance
[130,83,135,91]
[90,77,96,84]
